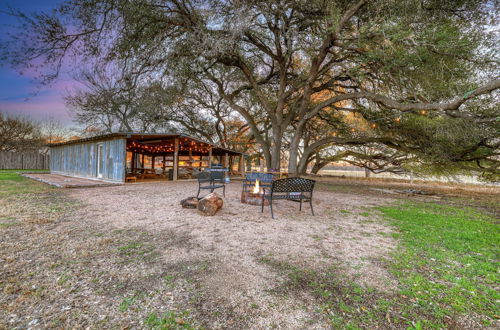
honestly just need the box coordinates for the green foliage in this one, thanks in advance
[402,115,497,179]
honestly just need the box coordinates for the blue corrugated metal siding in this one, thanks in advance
[49,138,126,182]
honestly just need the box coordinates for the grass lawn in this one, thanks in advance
[1,170,498,329]
[260,203,499,329]
[379,203,499,327]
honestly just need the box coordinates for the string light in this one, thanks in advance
[126,140,211,154]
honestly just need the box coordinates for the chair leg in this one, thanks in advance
[300,199,302,211]
[261,196,265,213]
[223,185,225,197]
[310,200,315,216]
[270,199,274,219]
[197,187,200,198]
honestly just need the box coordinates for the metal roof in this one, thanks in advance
[48,132,245,156]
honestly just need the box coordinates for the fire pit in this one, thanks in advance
[241,180,269,206]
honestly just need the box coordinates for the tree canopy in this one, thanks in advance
[2,0,499,179]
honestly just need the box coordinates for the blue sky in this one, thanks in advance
[0,0,77,124]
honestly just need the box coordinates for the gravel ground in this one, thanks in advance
[2,180,397,329]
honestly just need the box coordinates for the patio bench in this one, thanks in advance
[261,177,316,219]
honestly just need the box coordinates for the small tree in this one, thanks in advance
[0,112,44,152]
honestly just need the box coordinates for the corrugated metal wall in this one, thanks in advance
[50,138,126,182]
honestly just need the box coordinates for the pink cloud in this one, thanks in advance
[0,92,74,124]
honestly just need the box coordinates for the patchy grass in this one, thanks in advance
[144,311,195,329]
[119,296,138,312]
[259,202,499,328]
[0,170,48,197]
[0,171,209,328]
[0,170,73,224]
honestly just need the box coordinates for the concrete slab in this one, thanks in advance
[22,173,122,188]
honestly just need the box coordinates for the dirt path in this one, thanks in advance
[62,181,396,328]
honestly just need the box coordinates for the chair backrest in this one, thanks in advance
[271,177,315,193]
[197,171,211,182]
[210,171,224,181]
[245,172,274,183]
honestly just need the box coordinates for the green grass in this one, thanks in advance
[119,296,137,312]
[378,203,499,325]
[144,311,195,329]
[0,169,47,180]
[260,202,499,328]
[0,170,50,197]
[0,170,74,227]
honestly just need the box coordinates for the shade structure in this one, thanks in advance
[48,132,245,183]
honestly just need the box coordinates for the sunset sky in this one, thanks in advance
[0,0,77,125]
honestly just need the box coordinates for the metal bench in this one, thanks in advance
[261,177,316,219]
[196,171,226,198]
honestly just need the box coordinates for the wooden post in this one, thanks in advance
[173,138,179,181]
[208,146,212,168]
[131,152,135,173]
[224,152,229,178]
[189,149,193,177]
[239,155,245,176]
[152,156,155,169]
[163,155,166,174]
[141,154,145,168]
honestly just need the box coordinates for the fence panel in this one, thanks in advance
[0,152,50,170]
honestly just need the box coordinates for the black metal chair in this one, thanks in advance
[261,177,316,219]
[196,171,226,198]
[210,170,225,183]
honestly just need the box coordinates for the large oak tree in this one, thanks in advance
[2,0,499,177]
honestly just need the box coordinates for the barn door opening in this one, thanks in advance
[97,144,103,178]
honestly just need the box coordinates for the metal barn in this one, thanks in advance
[49,133,245,183]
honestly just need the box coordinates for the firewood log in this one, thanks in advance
[197,192,223,216]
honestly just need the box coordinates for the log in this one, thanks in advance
[197,192,223,216]
[180,197,199,209]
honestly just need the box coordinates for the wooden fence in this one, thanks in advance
[0,152,50,170]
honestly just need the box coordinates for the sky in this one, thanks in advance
[0,0,78,125]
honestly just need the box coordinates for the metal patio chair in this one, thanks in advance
[196,171,226,198]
